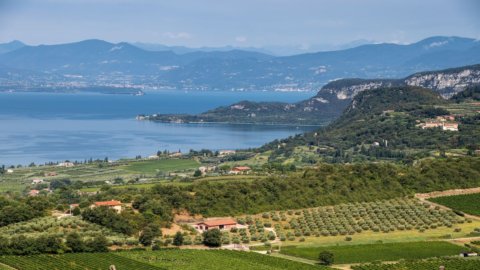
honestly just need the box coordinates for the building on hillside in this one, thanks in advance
[31,178,44,185]
[460,252,478,257]
[90,200,122,213]
[421,121,443,129]
[6,169,13,174]
[195,218,238,232]
[58,162,75,167]
[442,122,459,131]
[218,150,236,157]
[44,171,57,177]
[419,121,459,131]
[169,152,182,158]
[28,189,40,196]
[229,166,251,175]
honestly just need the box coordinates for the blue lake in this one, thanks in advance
[0,90,320,166]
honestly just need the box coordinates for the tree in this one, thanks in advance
[35,235,63,254]
[86,235,109,252]
[66,232,85,253]
[193,169,202,177]
[72,207,81,216]
[139,225,160,246]
[318,251,334,265]
[203,229,222,247]
[173,232,184,246]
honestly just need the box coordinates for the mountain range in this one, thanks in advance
[0,36,479,92]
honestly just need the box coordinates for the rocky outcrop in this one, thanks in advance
[405,67,480,98]
[317,64,480,101]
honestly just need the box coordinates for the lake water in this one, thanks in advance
[0,90,320,166]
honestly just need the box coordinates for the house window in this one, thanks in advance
[219,225,224,229]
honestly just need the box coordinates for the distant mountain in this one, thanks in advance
[142,64,480,125]
[0,40,25,54]
[132,42,274,55]
[0,36,479,91]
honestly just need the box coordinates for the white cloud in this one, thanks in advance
[163,32,192,40]
[235,36,247,43]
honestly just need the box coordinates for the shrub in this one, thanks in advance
[319,251,334,265]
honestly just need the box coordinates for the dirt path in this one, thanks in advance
[270,253,317,265]
[415,187,480,199]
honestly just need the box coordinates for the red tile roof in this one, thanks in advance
[199,218,237,227]
[94,200,121,206]
[232,166,251,171]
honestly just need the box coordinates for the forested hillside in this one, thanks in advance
[260,86,480,162]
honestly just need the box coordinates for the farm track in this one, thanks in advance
[415,187,480,200]
[270,253,317,265]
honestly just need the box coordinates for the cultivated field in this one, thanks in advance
[0,250,331,270]
[429,193,480,216]
[280,241,465,264]
[353,257,480,270]
[125,159,199,174]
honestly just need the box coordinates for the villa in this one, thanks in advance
[195,218,238,232]
[90,200,123,213]
[229,166,251,175]
[31,178,44,185]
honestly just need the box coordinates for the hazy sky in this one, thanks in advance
[0,0,479,48]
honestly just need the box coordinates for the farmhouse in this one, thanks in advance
[419,121,459,131]
[229,166,251,175]
[169,152,182,158]
[6,169,13,174]
[421,121,443,129]
[58,162,75,167]
[195,218,237,232]
[28,189,40,196]
[31,178,44,185]
[44,171,57,177]
[91,200,122,213]
[442,122,459,131]
[219,150,236,157]
[460,252,478,257]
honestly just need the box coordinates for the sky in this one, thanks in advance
[0,0,479,52]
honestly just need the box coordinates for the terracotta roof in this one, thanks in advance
[232,166,251,171]
[199,218,237,227]
[94,200,122,206]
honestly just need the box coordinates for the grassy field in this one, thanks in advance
[430,193,480,216]
[270,216,480,249]
[125,159,199,174]
[281,241,465,264]
[0,250,331,270]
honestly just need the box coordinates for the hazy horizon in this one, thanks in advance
[1,0,479,54]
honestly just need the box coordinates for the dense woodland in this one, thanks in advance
[88,157,480,217]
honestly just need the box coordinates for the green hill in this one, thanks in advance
[260,86,479,162]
